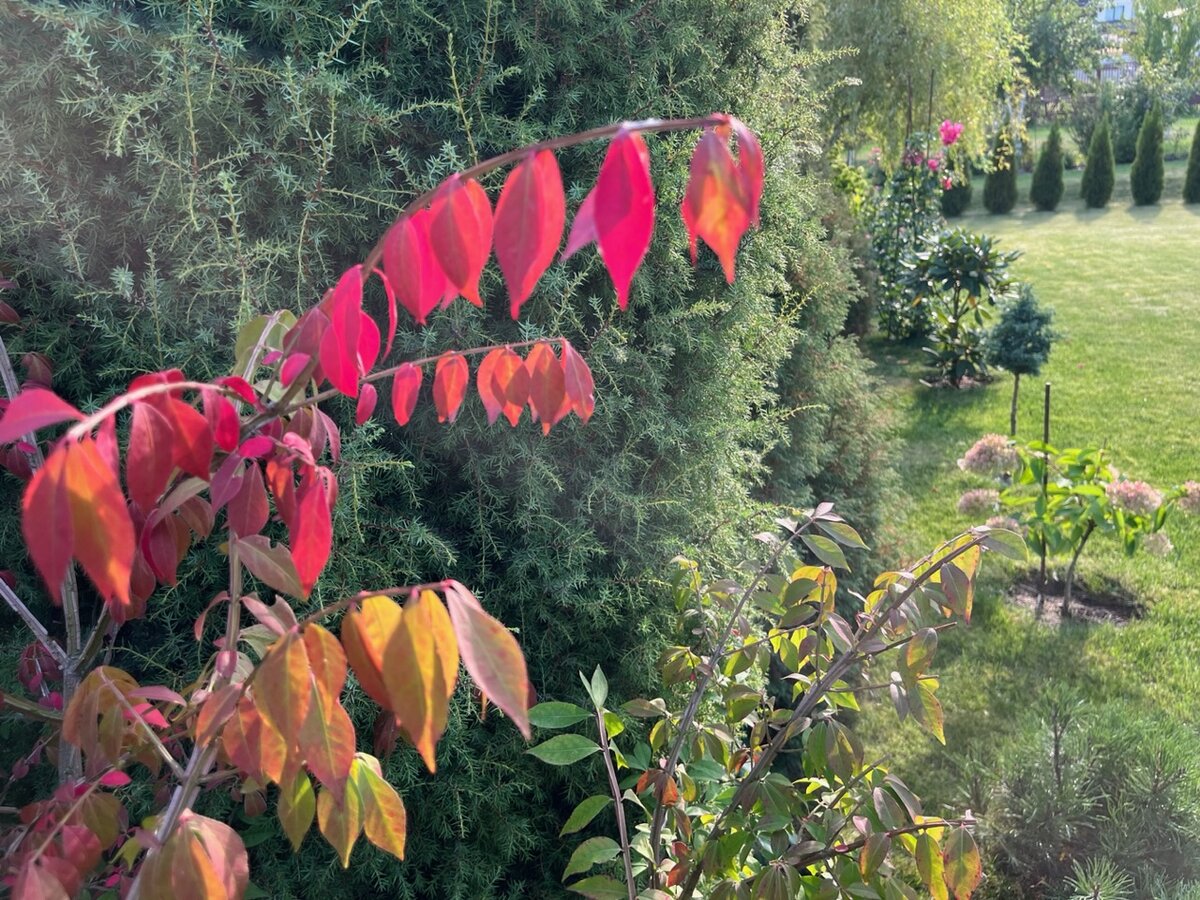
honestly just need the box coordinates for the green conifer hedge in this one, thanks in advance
[1081,114,1116,208]
[1184,119,1200,204]
[0,1,889,896]
[1030,124,1064,211]
[984,130,1018,214]
[1130,104,1164,206]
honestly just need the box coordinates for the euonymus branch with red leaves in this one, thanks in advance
[0,115,764,898]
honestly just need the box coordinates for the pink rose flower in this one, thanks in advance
[927,157,940,172]
[942,176,953,190]
[940,120,964,146]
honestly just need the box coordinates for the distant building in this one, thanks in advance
[1097,1,1135,22]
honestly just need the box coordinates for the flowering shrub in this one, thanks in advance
[941,120,966,146]
[956,436,1196,614]
[958,488,1000,516]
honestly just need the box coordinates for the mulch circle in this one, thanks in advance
[1006,575,1142,627]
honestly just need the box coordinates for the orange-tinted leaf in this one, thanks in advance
[196,683,242,745]
[13,858,71,900]
[317,780,362,868]
[493,150,566,318]
[382,589,458,772]
[593,130,655,309]
[235,535,304,599]
[300,696,356,802]
[433,352,468,424]
[382,212,446,326]
[443,581,530,739]
[390,363,422,427]
[223,695,288,785]
[227,462,268,537]
[942,826,982,900]
[319,266,364,398]
[560,340,595,424]
[731,117,764,225]
[255,633,311,747]
[681,128,751,282]
[291,468,332,597]
[265,459,296,530]
[64,437,135,619]
[475,348,507,425]
[353,753,407,861]
[184,812,250,900]
[523,341,566,434]
[303,624,347,709]
[341,594,401,710]
[430,175,493,307]
[0,387,82,446]
[278,770,316,852]
[21,443,73,603]
[491,348,529,427]
[355,382,378,425]
[126,401,175,511]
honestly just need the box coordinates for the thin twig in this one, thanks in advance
[99,673,185,781]
[0,580,68,668]
[595,706,636,900]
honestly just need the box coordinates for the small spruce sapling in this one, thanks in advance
[986,284,1059,435]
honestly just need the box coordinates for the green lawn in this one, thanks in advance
[857,198,1200,811]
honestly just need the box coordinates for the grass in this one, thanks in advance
[857,197,1200,811]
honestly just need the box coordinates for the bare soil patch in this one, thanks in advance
[1006,574,1142,627]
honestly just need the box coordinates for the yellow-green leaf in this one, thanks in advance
[317,780,362,868]
[277,771,316,852]
[560,795,613,836]
[916,833,949,900]
[942,827,982,900]
[563,837,621,880]
[352,753,407,861]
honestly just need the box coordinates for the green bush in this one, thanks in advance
[0,2,889,896]
[1081,115,1116,208]
[1184,119,1200,204]
[941,165,974,217]
[1029,124,1064,211]
[1131,103,1165,206]
[983,129,1018,214]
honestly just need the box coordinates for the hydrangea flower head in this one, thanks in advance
[986,515,1023,534]
[957,434,1017,475]
[1179,481,1200,515]
[1105,480,1162,518]
[958,488,999,516]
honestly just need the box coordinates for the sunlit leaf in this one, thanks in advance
[493,150,566,318]
[560,795,613,836]
[527,734,601,766]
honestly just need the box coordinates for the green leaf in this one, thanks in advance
[527,734,602,766]
[621,698,668,719]
[563,837,622,879]
[589,666,609,710]
[859,832,891,879]
[529,701,591,729]
[560,795,613,836]
[817,519,868,550]
[980,528,1027,560]
[904,628,938,675]
[916,833,949,900]
[686,757,727,782]
[602,710,625,740]
[567,874,630,899]
[942,827,982,900]
[802,533,849,570]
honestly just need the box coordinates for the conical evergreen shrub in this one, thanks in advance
[1184,118,1200,204]
[1081,115,1116,208]
[941,165,973,217]
[984,129,1018,214]
[1030,124,1065,211]
[1130,104,1164,206]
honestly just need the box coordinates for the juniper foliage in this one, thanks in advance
[1081,114,1116,208]
[1130,103,1165,206]
[0,1,888,895]
[984,128,1019,214]
[1183,118,1200,204]
[1030,124,1065,211]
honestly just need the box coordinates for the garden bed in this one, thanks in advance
[1006,573,1142,626]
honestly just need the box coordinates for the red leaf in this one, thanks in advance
[493,150,566,318]
[560,340,596,423]
[0,300,20,325]
[593,130,655,309]
[98,770,131,788]
[680,128,751,282]
[161,399,214,480]
[228,462,269,537]
[355,383,378,426]
[22,445,74,602]
[319,266,364,398]
[475,348,507,425]
[523,341,567,434]
[239,435,274,459]
[0,388,83,447]
[13,858,69,900]
[432,353,468,424]
[280,353,312,388]
[64,438,136,620]
[430,175,493,307]
[491,349,529,427]
[373,269,398,360]
[731,117,764,226]
[443,581,530,739]
[215,375,257,405]
[291,468,332,597]
[382,212,446,326]
[222,696,287,784]
[140,510,181,585]
[390,364,422,427]
[21,352,53,388]
[202,389,240,453]
[357,310,381,377]
[126,402,175,511]
[265,459,297,529]
[562,190,597,262]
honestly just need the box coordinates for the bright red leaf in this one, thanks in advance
[433,353,468,424]
[202,389,240,453]
[390,363,422,427]
[593,129,655,308]
[22,444,74,603]
[382,212,446,326]
[291,468,333,597]
[523,341,567,434]
[731,117,764,226]
[560,340,595,423]
[319,266,364,398]
[490,349,529,427]
[493,150,566,318]
[475,348,506,425]
[0,387,83,447]
[355,383,378,426]
[280,353,312,388]
[681,128,752,282]
[430,175,493,307]
[126,402,175,511]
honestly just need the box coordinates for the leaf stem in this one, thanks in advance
[594,706,637,900]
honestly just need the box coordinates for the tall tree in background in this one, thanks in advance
[1008,0,1102,98]
[809,0,1020,158]
[1132,0,1200,83]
